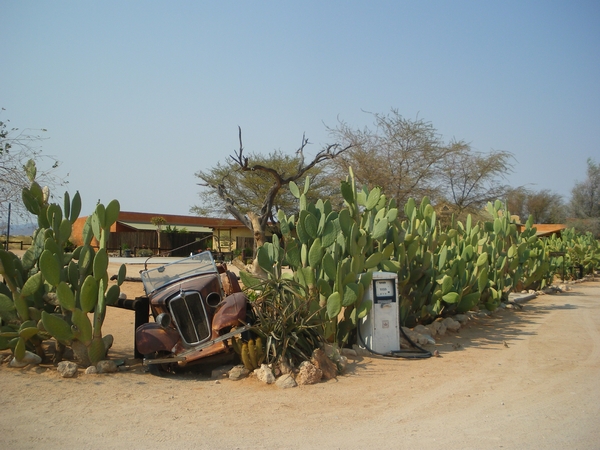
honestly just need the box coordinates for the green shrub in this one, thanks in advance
[137,248,153,257]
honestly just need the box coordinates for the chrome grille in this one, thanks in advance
[169,291,210,345]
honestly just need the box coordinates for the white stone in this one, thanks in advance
[254,364,275,384]
[57,361,78,378]
[426,323,438,337]
[454,314,468,324]
[321,344,345,372]
[96,360,118,373]
[296,361,322,385]
[442,317,461,332]
[278,358,293,375]
[436,322,447,336]
[275,373,297,389]
[9,351,42,368]
[228,365,250,381]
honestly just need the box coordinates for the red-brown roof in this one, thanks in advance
[69,211,247,247]
[517,223,567,237]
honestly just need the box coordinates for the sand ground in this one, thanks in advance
[1,259,599,449]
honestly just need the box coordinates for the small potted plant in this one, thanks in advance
[122,243,132,258]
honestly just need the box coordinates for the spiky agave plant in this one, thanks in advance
[240,236,324,367]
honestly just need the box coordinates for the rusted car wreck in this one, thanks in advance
[134,251,250,375]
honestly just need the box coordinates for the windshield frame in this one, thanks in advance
[140,251,218,294]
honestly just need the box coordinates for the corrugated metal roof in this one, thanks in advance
[117,211,247,228]
[118,221,212,233]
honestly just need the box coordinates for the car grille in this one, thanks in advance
[169,291,210,345]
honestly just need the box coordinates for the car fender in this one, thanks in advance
[136,322,180,355]
[212,292,247,330]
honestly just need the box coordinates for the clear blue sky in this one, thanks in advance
[3,1,599,219]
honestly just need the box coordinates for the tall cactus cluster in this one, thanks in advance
[0,161,126,366]
[242,168,599,353]
[276,170,396,345]
[393,199,561,326]
[546,228,599,279]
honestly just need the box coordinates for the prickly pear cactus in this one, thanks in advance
[39,200,126,366]
[0,160,126,366]
[253,170,400,346]
[238,165,592,353]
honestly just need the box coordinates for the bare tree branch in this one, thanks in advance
[228,127,351,233]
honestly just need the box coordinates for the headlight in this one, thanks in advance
[155,312,171,328]
[206,292,222,308]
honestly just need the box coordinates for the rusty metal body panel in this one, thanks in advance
[135,251,248,373]
[136,322,180,355]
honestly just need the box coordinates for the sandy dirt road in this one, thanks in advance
[1,271,599,449]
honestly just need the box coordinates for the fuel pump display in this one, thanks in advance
[374,279,395,301]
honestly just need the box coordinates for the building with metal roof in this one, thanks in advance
[71,211,255,257]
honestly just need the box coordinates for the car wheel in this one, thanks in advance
[144,352,177,377]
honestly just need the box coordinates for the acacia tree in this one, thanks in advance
[0,111,63,222]
[193,149,338,219]
[570,158,600,219]
[328,110,454,207]
[506,187,565,223]
[194,127,350,254]
[567,158,600,237]
[438,142,515,218]
[327,109,514,218]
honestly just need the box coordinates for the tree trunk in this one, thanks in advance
[247,211,266,248]
[246,211,267,276]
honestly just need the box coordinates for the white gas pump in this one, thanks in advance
[358,271,400,354]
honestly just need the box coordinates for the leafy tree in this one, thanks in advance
[564,217,600,238]
[193,149,337,219]
[506,187,565,224]
[194,127,350,254]
[327,109,454,209]
[570,158,600,219]
[327,109,513,217]
[505,186,528,221]
[567,158,600,237]
[437,142,514,218]
[0,110,63,222]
